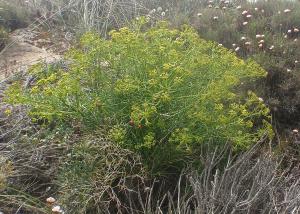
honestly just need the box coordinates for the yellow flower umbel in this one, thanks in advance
[5,18,272,172]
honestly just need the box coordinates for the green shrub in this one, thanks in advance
[0,1,29,50]
[6,20,272,172]
[0,1,28,31]
[190,0,300,128]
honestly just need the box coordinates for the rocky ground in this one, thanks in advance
[0,28,70,80]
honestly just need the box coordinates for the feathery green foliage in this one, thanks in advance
[5,20,272,172]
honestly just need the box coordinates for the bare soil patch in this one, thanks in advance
[0,28,69,80]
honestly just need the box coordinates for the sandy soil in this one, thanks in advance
[0,28,62,80]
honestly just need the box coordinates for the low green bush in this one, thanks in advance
[190,0,300,128]
[0,1,28,31]
[5,20,272,173]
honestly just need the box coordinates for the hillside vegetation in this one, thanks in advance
[0,0,300,213]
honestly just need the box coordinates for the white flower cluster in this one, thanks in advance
[46,197,65,213]
[149,6,168,17]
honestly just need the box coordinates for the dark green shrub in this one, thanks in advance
[0,1,28,31]
[190,0,300,128]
